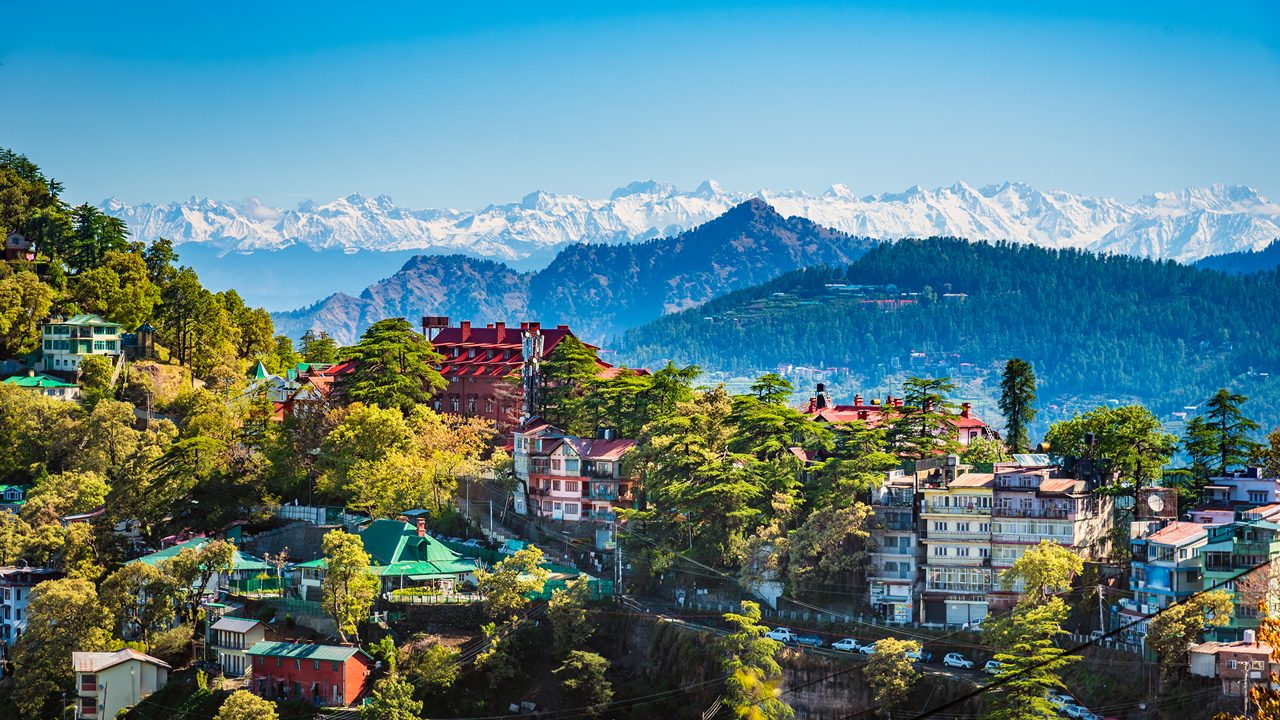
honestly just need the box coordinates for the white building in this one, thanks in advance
[40,314,124,373]
[72,649,170,719]
[0,566,59,647]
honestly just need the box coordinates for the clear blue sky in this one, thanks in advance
[2,1,1277,208]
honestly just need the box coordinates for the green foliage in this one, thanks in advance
[962,435,1012,464]
[320,529,380,642]
[719,601,793,720]
[399,637,460,699]
[11,578,113,717]
[100,560,179,648]
[621,238,1280,435]
[556,650,614,716]
[982,598,1078,720]
[72,250,159,328]
[361,676,423,720]
[863,636,921,717]
[338,317,445,414]
[77,353,115,407]
[476,545,549,622]
[539,333,603,434]
[301,328,340,363]
[886,376,960,458]
[1146,589,1234,682]
[548,577,594,654]
[1202,389,1261,474]
[999,358,1038,453]
[999,539,1084,606]
[1045,404,1177,506]
[214,691,279,720]
[0,270,56,356]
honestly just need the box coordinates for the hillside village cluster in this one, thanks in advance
[4,308,1280,717]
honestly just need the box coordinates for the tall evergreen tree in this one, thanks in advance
[998,358,1037,453]
[1203,388,1260,474]
[886,376,959,459]
[338,318,445,415]
[537,334,601,433]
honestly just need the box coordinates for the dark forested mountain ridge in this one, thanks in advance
[1196,238,1280,274]
[619,237,1280,431]
[527,198,874,339]
[274,199,874,343]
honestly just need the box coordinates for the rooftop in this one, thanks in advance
[245,641,371,663]
[1146,521,1209,547]
[3,373,78,389]
[72,648,170,673]
[210,616,267,634]
[949,472,994,489]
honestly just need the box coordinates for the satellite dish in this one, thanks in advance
[1147,494,1165,514]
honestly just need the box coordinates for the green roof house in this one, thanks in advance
[296,519,478,598]
[39,314,124,373]
[130,537,272,598]
[3,372,80,401]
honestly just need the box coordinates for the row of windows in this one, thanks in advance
[931,546,990,558]
[930,521,991,533]
[41,339,118,352]
[253,655,343,672]
[541,501,581,514]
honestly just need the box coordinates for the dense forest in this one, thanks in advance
[620,237,1280,431]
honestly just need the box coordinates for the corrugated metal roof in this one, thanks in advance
[210,616,265,634]
[72,649,170,673]
[246,641,370,662]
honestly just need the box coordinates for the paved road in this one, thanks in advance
[621,596,987,686]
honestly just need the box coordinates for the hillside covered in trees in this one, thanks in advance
[620,237,1280,431]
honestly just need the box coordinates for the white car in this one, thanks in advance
[942,652,973,669]
[831,638,860,652]
[858,641,879,655]
[765,628,796,643]
[1049,695,1076,711]
[1064,705,1092,719]
[982,660,1002,675]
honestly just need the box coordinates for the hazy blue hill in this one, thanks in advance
[619,238,1280,431]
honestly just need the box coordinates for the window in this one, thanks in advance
[314,660,320,670]
[1250,491,1268,504]
[333,661,341,672]
[1228,659,1238,670]
[565,459,580,473]
[467,397,476,414]
[551,458,562,471]
[277,657,283,667]
[565,481,578,492]
[553,480,562,491]
[565,503,579,514]
[554,502,562,510]
[933,546,946,556]
[956,522,970,532]
[486,398,494,414]
[979,523,989,532]
[979,547,989,558]
[933,521,945,531]
[450,397,459,412]
[295,659,301,669]
[956,547,971,557]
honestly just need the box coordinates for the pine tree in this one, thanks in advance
[1204,389,1261,474]
[998,358,1037,453]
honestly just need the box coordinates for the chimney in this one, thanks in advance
[805,397,816,413]
[459,321,471,341]
[854,394,863,406]
[886,394,894,405]
[815,383,828,410]
[961,402,972,418]
[416,517,427,537]
[529,321,540,333]
[557,324,569,331]
[494,321,505,339]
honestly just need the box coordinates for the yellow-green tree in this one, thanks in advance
[214,690,279,720]
[11,578,113,717]
[719,601,794,720]
[476,545,549,622]
[320,529,379,642]
[982,598,1077,720]
[1000,539,1084,605]
[1147,589,1234,683]
[863,637,921,717]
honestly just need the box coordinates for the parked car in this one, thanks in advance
[795,634,824,648]
[831,638,861,652]
[765,628,796,643]
[905,648,933,663]
[983,660,1002,675]
[1089,629,1106,640]
[463,538,484,548]
[1049,694,1077,711]
[942,652,974,669]
[1064,705,1092,719]
[858,641,879,655]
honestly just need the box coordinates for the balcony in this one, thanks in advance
[872,546,914,556]
[586,510,617,522]
[921,505,991,517]
[924,556,991,567]
[926,530,989,541]
[992,532,1075,545]
[876,490,914,507]
[588,488,619,501]
[992,507,1071,520]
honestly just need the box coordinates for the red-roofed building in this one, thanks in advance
[512,420,639,527]
[800,385,996,447]
[424,319,623,430]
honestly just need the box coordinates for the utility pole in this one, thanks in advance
[613,520,622,600]
[488,499,493,538]
[1097,585,1106,635]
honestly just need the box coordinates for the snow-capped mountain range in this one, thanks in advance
[102,180,1280,265]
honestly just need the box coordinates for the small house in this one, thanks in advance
[210,616,270,677]
[246,641,373,706]
[72,649,170,719]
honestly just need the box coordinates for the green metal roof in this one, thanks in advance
[52,314,122,328]
[251,361,271,380]
[3,374,77,389]
[129,537,271,572]
[245,641,371,662]
[295,521,477,577]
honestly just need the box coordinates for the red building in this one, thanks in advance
[424,318,618,429]
[800,384,995,447]
[246,642,373,707]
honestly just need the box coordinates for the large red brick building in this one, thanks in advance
[424,319,618,429]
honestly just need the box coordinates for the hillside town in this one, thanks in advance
[3,280,1280,719]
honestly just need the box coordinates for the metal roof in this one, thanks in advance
[72,649,170,673]
[245,641,371,662]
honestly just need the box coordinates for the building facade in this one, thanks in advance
[2,372,80,401]
[524,431,638,525]
[72,649,170,719]
[39,314,124,373]
[918,465,995,625]
[210,616,269,677]
[247,642,373,706]
[1123,521,1210,637]
[869,472,920,623]
[0,566,60,646]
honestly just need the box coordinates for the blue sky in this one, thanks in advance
[1,1,1277,208]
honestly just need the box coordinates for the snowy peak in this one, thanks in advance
[102,181,1280,265]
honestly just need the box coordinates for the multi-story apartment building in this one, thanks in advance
[39,314,124,373]
[525,431,638,525]
[869,471,920,622]
[988,466,1113,609]
[1122,521,1210,637]
[1200,504,1280,642]
[0,566,60,648]
[919,465,995,625]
